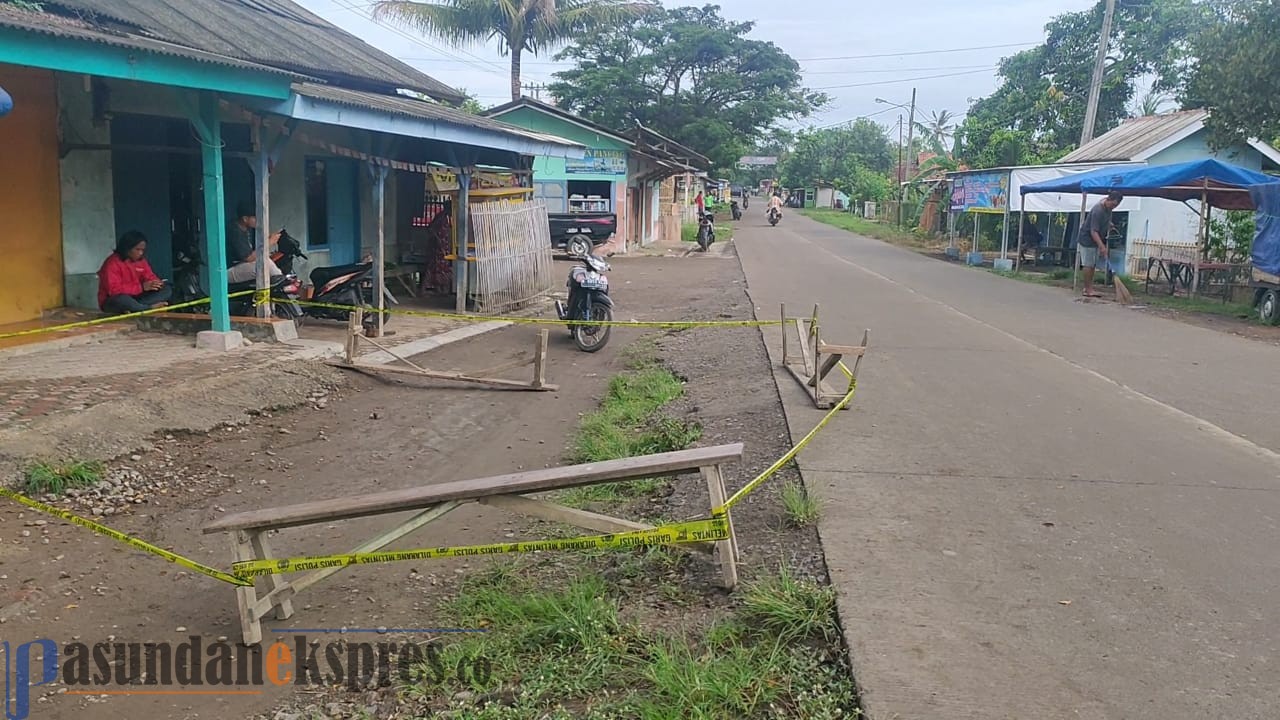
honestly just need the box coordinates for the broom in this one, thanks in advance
[1114,274,1134,304]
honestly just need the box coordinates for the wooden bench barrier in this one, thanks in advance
[780,303,869,409]
[202,443,744,645]
[334,307,557,392]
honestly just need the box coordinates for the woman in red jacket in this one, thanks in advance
[97,231,171,314]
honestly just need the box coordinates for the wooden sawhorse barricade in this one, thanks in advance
[336,307,557,391]
[780,304,869,409]
[202,443,743,645]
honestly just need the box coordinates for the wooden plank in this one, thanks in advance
[817,344,866,357]
[793,318,813,375]
[291,501,462,594]
[232,531,263,645]
[701,464,738,589]
[204,443,746,534]
[249,531,293,621]
[473,355,533,378]
[479,495,714,554]
[532,329,548,389]
[344,308,362,364]
[338,361,560,391]
[780,303,788,366]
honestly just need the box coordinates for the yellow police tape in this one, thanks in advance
[232,378,858,578]
[233,513,731,578]
[0,311,859,582]
[283,297,783,329]
[0,290,257,341]
[0,487,252,587]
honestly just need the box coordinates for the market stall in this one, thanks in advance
[1021,159,1280,297]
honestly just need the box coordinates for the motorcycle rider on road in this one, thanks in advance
[767,190,784,219]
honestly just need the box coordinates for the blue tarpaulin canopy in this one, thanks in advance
[1250,183,1280,276]
[1021,158,1280,211]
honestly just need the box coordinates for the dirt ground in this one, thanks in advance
[1,250,839,720]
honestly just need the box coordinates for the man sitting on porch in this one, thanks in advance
[97,231,171,314]
[226,201,283,284]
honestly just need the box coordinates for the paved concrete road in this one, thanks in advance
[735,213,1280,720]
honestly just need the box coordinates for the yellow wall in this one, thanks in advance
[0,64,63,323]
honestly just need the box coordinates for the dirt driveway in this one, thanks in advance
[1,250,827,720]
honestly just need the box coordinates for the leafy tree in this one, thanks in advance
[547,4,825,170]
[1187,0,1280,148]
[780,120,895,186]
[956,0,1211,167]
[373,0,656,102]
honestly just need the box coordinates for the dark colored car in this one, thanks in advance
[549,212,617,257]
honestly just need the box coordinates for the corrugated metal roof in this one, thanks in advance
[0,3,297,77]
[1060,109,1208,163]
[17,0,463,102]
[293,83,582,149]
[484,96,634,145]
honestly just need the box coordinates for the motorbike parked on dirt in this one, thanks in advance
[273,230,392,333]
[555,253,613,353]
[171,242,303,320]
[696,211,716,251]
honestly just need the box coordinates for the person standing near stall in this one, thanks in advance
[1077,192,1123,297]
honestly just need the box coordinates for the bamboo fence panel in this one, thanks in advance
[469,199,556,314]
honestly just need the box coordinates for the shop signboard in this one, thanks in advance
[954,171,1009,213]
[566,149,628,175]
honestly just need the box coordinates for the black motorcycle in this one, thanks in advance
[171,242,302,320]
[767,206,782,226]
[696,211,716,251]
[730,199,742,220]
[274,231,391,333]
[555,253,613,352]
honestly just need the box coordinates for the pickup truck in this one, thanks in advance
[548,212,617,257]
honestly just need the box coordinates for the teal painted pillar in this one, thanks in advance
[196,93,231,331]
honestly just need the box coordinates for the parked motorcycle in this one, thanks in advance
[730,199,742,220]
[767,206,782,226]
[555,253,613,353]
[171,242,303,320]
[273,230,392,333]
[696,211,716,251]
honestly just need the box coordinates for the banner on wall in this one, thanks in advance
[952,171,1009,213]
[566,149,627,175]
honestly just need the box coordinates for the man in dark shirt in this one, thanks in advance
[1076,191,1122,297]
[226,200,282,284]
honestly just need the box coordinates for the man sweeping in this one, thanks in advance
[1077,191,1123,297]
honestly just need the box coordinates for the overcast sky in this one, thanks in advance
[298,0,1096,133]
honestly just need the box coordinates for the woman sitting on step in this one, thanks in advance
[97,230,171,315]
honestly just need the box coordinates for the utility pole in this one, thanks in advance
[1081,0,1117,145]
[899,88,917,228]
[896,115,904,226]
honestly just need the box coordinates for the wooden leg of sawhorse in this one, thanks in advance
[232,530,294,646]
[702,463,739,590]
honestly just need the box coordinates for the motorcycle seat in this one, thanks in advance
[310,262,371,289]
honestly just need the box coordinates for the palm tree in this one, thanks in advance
[373,0,656,102]
[915,109,957,155]
[1132,89,1168,118]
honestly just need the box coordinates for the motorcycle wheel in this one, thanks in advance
[572,301,612,353]
[697,227,710,251]
[567,237,592,258]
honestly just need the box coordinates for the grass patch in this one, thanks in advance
[991,268,1073,287]
[23,459,105,496]
[410,567,858,719]
[562,348,701,507]
[780,481,821,527]
[741,565,839,643]
[800,208,939,249]
[681,222,699,243]
[1136,292,1255,319]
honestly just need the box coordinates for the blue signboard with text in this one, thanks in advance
[565,149,627,176]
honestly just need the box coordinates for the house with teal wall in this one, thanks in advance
[485,98,634,239]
